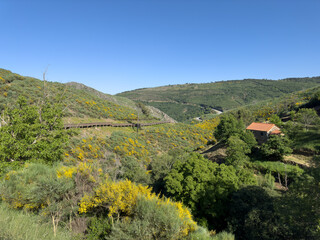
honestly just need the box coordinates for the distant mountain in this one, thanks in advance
[117,77,320,121]
[0,68,174,122]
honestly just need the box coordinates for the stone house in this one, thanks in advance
[246,122,282,144]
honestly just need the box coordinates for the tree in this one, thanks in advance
[214,115,245,142]
[150,149,190,195]
[225,136,250,167]
[260,135,292,161]
[0,96,67,164]
[269,114,282,127]
[164,153,256,230]
[164,153,215,212]
[296,108,319,130]
[227,186,279,240]
[276,169,320,239]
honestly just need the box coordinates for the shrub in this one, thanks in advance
[107,196,183,240]
[86,216,112,240]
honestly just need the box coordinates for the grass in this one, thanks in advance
[284,154,314,167]
[0,203,73,240]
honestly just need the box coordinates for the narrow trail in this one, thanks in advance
[64,121,171,129]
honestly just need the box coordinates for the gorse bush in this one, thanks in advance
[107,196,184,240]
[79,178,197,237]
[1,163,74,210]
[106,123,215,164]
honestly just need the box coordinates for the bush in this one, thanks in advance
[213,231,235,240]
[86,216,112,240]
[107,196,184,240]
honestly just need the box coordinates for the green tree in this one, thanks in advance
[225,136,250,167]
[214,115,245,142]
[260,135,292,161]
[165,153,256,230]
[164,153,215,212]
[276,169,320,240]
[227,186,279,240]
[150,149,190,194]
[269,114,282,127]
[296,108,319,130]
[239,130,257,150]
[0,97,67,164]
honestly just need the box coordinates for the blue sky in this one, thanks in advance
[1,1,320,94]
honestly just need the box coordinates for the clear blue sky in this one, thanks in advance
[1,0,320,94]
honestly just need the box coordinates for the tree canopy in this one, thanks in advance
[0,97,67,165]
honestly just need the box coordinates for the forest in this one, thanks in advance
[0,69,320,240]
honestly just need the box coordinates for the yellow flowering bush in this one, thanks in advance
[79,178,197,237]
[79,179,153,216]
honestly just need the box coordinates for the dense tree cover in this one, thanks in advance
[165,153,256,230]
[276,168,320,240]
[226,166,320,240]
[227,186,280,240]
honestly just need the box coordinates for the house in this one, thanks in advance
[246,122,282,144]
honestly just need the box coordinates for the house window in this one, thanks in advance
[260,132,264,136]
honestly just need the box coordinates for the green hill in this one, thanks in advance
[0,68,172,122]
[117,77,320,121]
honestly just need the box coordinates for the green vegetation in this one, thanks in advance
[164,153,256,230]
[0,96,67,166]
[0,68,161,121]
[0,203,72,240]
[0,68,320,239]
[118,77,320,121]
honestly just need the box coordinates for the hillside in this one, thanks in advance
[1,68,320,239]
[0,68,174,122]
[117,77,320,121]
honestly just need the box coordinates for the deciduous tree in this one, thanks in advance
[0,96,67,164]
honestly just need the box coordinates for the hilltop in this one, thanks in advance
[117,77,320,121]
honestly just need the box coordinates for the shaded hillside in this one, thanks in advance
[0,68,170,121]
[118,77,320,121]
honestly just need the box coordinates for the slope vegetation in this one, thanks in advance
[118,77,320,121]
[0,68,172,122]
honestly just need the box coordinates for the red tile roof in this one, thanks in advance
[246,122,276,132]
[270,129,282,135]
